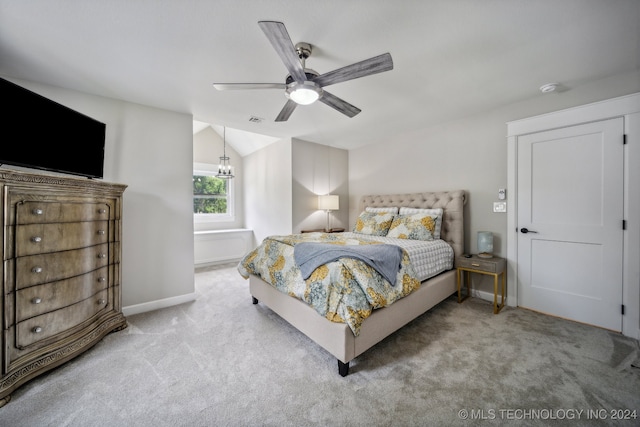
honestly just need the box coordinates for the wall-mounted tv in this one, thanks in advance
[1,77,106,179]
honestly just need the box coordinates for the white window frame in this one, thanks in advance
[193,162,235,223]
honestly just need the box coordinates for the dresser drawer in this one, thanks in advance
[12,243,112,289]
[13,266,110,322]
[15,289,109,349]
[14,221,111,257]
[15,201,111,224]
[456,257,505,273]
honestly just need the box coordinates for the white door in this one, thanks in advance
[517,118,624,331]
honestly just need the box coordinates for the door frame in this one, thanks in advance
[506,93,640,339]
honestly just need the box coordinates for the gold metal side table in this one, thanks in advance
[456,255,506,314]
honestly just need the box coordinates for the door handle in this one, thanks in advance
[520,227,538,234]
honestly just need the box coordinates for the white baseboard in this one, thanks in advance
[195,258,242,269]
[470,288,514,307]
[122,292,197,317]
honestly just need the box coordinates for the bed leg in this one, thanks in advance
[338,360,349,377]
[252,296,259,304]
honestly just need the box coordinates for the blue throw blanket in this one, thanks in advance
[294,242,403,286]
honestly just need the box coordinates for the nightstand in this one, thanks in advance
[301,228,345,233]
[456,255,506,314]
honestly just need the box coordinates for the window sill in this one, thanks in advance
[194,228,251,235]
[194,214,235,223]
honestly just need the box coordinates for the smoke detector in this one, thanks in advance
[539,83,559,94]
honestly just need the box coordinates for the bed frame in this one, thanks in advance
[249,190,466,376]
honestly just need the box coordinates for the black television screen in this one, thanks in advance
[1,77,105,178]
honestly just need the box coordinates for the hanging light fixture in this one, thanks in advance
[216,127,234,179]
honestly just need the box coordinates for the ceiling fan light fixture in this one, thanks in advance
[286,81,322,105]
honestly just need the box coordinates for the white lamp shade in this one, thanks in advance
[318,194,339,211]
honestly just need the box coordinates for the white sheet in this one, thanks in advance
[340,232,454,282]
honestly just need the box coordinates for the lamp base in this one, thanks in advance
[325,210,331,234]
[478,252,493,259]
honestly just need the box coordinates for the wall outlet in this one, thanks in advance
[493,202,507,213]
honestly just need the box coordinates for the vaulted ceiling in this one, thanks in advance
[1,1,638,154]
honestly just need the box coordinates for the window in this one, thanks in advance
[193,163,234,222]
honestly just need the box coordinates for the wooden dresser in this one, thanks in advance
[0,170,127,406]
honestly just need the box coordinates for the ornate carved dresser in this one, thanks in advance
[0,170,127,406]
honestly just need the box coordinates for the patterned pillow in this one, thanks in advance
[398,207,443,239]
[353,212,395,236]
[386,213,438,241]
[365,206,399,214]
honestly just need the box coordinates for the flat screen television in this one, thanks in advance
[1,77,106,178]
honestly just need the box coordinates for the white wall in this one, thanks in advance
[348,70,640,300]
[243,138,293,245]
[292,139,348,233]
[3,77,195,314]
[116,103,194,311]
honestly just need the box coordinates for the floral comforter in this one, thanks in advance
[237,232,421,335]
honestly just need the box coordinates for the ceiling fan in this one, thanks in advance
[213,21,394,122]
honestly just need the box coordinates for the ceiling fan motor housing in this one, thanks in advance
[285,70,319,85]
[295,42,312,60]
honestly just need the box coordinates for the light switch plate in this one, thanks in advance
[493,202,507,213]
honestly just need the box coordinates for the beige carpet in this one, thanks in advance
[1,262,639,426]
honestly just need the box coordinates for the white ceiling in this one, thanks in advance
[1,0,639,155]
[193,120,281,157]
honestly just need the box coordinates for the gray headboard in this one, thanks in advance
[359,190,467,257]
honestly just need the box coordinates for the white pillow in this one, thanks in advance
[365,206,399,214]
[398,207,443,239]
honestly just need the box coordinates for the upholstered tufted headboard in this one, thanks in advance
[359,190,467,257]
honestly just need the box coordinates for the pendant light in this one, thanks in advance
[216,127,234,179]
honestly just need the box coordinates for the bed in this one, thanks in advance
[238,190,466,376]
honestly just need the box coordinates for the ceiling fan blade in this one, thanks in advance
[275,99,298,122]
[312,53,393,87]
[213,83,286,90]
[318,91,361,118]
[258,21,307,83]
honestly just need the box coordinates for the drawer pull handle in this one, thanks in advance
[98,208,107,214]
[98,253,107,259]
[32,266,43,273]
[31,236,42,243]
[98,299,106,305]
[32,297,42,304]
[97,230,106,235]
[32,208,44,215]
[98,277,107,282]
[471,263,480,267]
[32,326,43,334]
